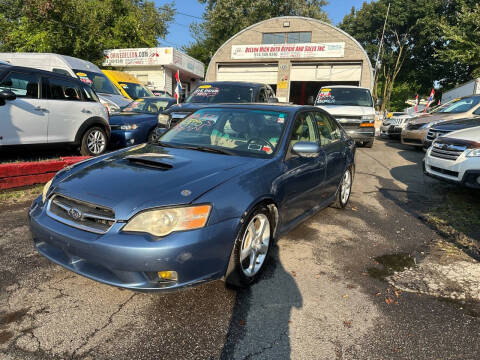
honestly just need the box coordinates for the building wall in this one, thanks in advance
[206,16,373,102]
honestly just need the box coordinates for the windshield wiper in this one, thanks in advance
[181,145,234,155]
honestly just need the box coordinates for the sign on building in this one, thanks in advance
[231,43,345,60]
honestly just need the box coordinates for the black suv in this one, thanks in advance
[158,81,278,127]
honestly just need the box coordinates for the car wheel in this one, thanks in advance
[80,126,107,156]
[332,167,353,209]
[225,205,273,288]
[364,139,374,148]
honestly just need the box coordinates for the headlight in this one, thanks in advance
[122,205,211,237]
[362,115,375,121]
[42,178,53,203]
[158,114,169,125]
[120,124,138,130]
[101,100,121,114]
[466,149,480,157]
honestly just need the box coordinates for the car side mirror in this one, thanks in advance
[375,98,383,107]
[292,141,320,158]
[0,89,16,101]
[307,96,315,105]
[267,97,279,103]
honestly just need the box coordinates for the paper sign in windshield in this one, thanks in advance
[192,87,220,97]
[316,89,335,104]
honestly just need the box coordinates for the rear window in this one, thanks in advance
[437,97,480,114]
[0,71,39,98]
[315,88,373,107]
[185,84,256,104]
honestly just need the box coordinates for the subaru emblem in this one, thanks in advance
[68,208,82,220]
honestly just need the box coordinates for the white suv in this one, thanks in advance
[424,126,480,189]
[0,64,110,156]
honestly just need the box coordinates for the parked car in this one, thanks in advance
[314,86,377,148]
[109,97,176,148]
[423,117,480,150]
[0,52,131,113]
[402,95,480,148]
[0,64,110,155]
[380,112,412,138]
[102,70,154,100]
[159,82,278,128]
[424,126,480,189]
[30,104,355,291]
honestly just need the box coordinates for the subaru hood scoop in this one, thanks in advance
[53,144,259,220]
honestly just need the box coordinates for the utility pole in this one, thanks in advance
[373,2,390,103]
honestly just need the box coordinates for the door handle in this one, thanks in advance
[82,109,92,114]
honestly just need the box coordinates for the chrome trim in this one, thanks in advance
[46,195,115,234]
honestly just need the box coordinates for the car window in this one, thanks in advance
[289,112,318,150]
[0,71,39,98]
[82,85,99,102]
[160,108,287,157]
[46,77,82,101]
[52,68,71,76]
[185,84,255,103]
[315,112,341,146]
[437,97,480,113]
[118,82,153,99]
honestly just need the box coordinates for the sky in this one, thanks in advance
[154,0,371,49]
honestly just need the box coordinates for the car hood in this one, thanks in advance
[409,112,464,125]
[315,105,374,116]
[109,112,157,125]
[442,125,480,142]
[52,144,261,220]
[432,117,480,131]
[98,93,131,107]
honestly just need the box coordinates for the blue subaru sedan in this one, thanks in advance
[29,104,356,291]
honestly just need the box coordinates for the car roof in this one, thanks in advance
[199,81,269,88]
[139,96,175,101]
[321,85,371,91]
[190,103,317,114]
[0,64,87,86]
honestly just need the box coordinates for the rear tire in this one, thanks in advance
[225,205,273,288]
[332,167,353,209]
[364,139,374,148]
[80,126,107,156]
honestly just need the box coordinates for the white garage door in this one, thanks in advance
[291,63,362,82]
[217,64,278,84]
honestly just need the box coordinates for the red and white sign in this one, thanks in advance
[231,43,345,60]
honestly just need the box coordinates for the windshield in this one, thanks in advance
[73,69,121,95]
[159,108,287,157]
[185,84,255,104]
[315,88,373,107]
[123,98,171,114]
[436,97,480,114]
[118,82,153,99]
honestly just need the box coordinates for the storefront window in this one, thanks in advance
[262,33,286,44]
[287,32,311,43]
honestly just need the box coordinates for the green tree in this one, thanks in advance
[185,0,329,65]
[340,0,471,110]
[0,0,175,66]
[437,0,480,78]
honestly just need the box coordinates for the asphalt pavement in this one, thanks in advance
[1,138,479,359]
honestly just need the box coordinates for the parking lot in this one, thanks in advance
[1,138,480,360]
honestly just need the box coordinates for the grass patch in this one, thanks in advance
[0,184,43,204]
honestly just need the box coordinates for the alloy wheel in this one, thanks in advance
[87,130,106,155]
[341,169,352,205]
[240,214,270,277]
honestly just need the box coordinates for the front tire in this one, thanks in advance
[80,127,107,156]
[333,167,353,209]
[225,205,273,288]
[364,139,374,148]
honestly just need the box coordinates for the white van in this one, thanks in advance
[314,86,376,147]
[0,53,130,113]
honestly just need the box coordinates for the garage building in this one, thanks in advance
[103,47,204,97]
[205,16,373,104]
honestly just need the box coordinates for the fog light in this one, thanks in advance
[158,271,178,281]
[129,139,135,144]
